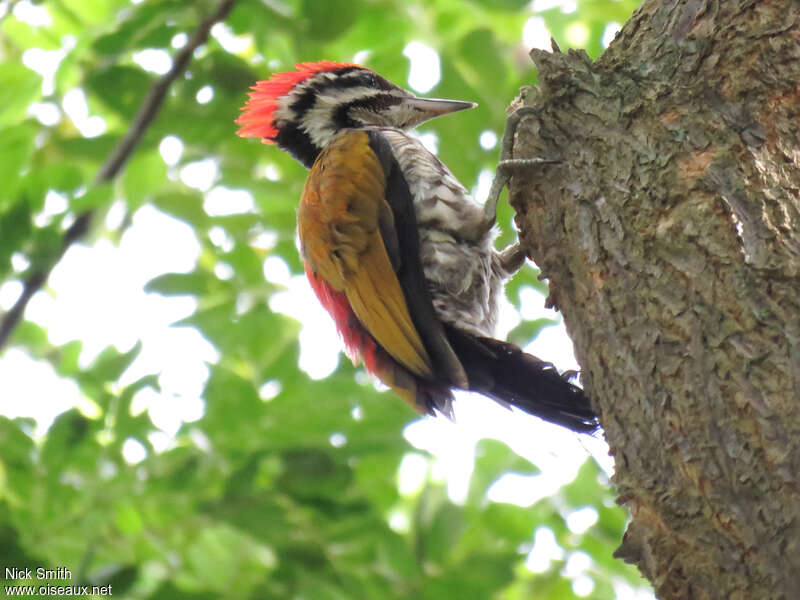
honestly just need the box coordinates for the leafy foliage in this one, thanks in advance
[0,0,648,598]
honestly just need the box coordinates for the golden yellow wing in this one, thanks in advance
[297,130,432,378]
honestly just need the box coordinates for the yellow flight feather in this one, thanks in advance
[298,130,432,378]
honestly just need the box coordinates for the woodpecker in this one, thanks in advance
[237,61,598,433]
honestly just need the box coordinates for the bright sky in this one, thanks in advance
[0,5,654,598]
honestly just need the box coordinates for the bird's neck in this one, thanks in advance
[274,121,325,169]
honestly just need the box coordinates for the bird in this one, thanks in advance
[236,61,598,433]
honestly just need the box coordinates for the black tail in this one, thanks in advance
[444,325,600,434]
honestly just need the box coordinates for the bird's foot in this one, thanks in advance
[481,107,560,232]
[497,241,527,275]
[484,108,560,275]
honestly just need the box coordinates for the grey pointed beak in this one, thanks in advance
[403,97,477,119]
[404,97,477,115]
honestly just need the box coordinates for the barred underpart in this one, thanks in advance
[380,129,507,338]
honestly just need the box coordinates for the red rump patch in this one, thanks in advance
[304,263,378,374]
[236,61,359,142]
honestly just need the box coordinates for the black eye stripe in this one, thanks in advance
[332,94,404,129]
[344,94,403,110]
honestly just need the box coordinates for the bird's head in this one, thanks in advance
[236,61,476,168]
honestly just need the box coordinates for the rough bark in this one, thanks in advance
[508,1,800,598]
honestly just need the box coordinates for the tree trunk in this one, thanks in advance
[508,1,800,598]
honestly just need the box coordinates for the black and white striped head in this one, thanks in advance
[237,61,475,168]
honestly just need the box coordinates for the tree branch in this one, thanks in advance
[510,1,800,596]
[0,0,238,351]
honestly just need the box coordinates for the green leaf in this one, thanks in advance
[58,0,126,24]
[505,270,550,310]
[301,0,361,41]
[224,243,265,285]
[147,582,217,600]
[0,200,32,279]
[6,322,48,357]
[0,64,40,127]
[91,565,139,596]
[23,164,85,210]
[40,409,93,472]
[145,271,216,296]
[122,151,167,209]
[561,459,605,508]
[28,224,64,271]
[0,524,43,575]
[427,502,466,565]
[86,66,154,119]
[0,124,37,198]
[2,18,62,50]
[295,579,352,600]
[152,189,209,227]
[56,340,83,377]
[54,134,118,162]
[468,439,539,505]
[111,382,157,440]
[176,302,237,350]
[0,417,35,491]
[202,365,265,451]
[71,182,112,212]
[93,1,181,55]
[466,0,530,10]
[84,342,142,384]
[205,51,258,95]
[114,502,144,534]
[507,317,558,347]
[457,29,507,97]
[184,525,275,595]
[277,448,353,501]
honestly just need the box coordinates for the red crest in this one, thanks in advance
[236,61,359,142]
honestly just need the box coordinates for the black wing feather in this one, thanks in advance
[366,130,468,393]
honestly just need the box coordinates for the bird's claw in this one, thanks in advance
[484,107,561,271]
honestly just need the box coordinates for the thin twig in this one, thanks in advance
[0,0,238,351]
